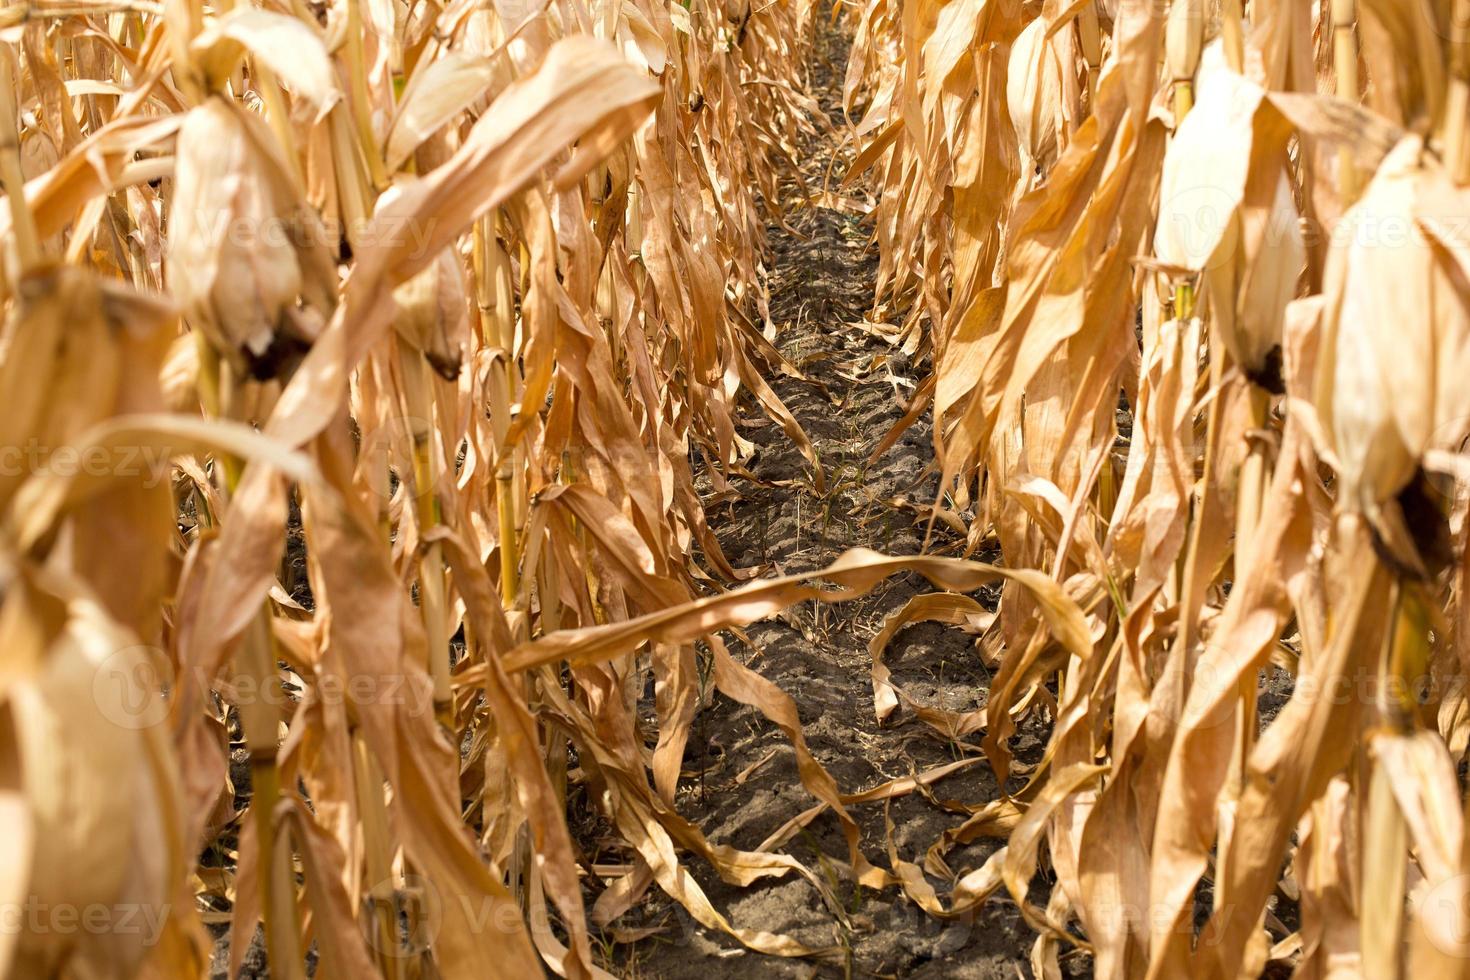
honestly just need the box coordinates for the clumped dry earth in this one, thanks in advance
[584,19,1068,980]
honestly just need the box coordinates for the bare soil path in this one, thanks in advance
[599,13,1068,980]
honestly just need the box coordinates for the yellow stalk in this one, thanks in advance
[251,53,305,192]
[328,104,373,251]
[1333,0,1361,199]
[421,538,451,725]
[1171,81,1194,127]
[476,214,540,922]
[203,352,303,980]
[215,0,245,97]
[1166,0,1202,317]
[241,617,305,980]
[1165,0,1202,106]
[1096,447,1117,534]
[473,215,522,613]
[0,47,42,277]
[1446,81,1470,184]
[474,223,534,905]
[1361,754,1407,974]
[1171,280,1196,324]
[163,0,206,101]
[400,346,451,726]
[472,216,497,348]
[1234,387,1270,574]
[562,452,605,626]
[1076,4,1101,106]
[1216,388,1272,872]
[497,466,518,611]
[345,0,388,191]
[627,180,643,259]
[1,0,157,24]
[1385,581,1433,724]
[1175,341,1226,660]
[353,733,402,979]
[1446,0,1470,183]
[1220,0,1246,73]
[1360,579,1430,972]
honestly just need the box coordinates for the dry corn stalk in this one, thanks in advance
[844,0,1470,974]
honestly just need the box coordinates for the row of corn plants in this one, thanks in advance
[845,0,1470,974]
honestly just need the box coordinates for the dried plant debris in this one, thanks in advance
[1,1,1470,979]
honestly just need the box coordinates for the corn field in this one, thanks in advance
[2,0,1469,976]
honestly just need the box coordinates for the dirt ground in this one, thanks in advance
[586,16,1077,980]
